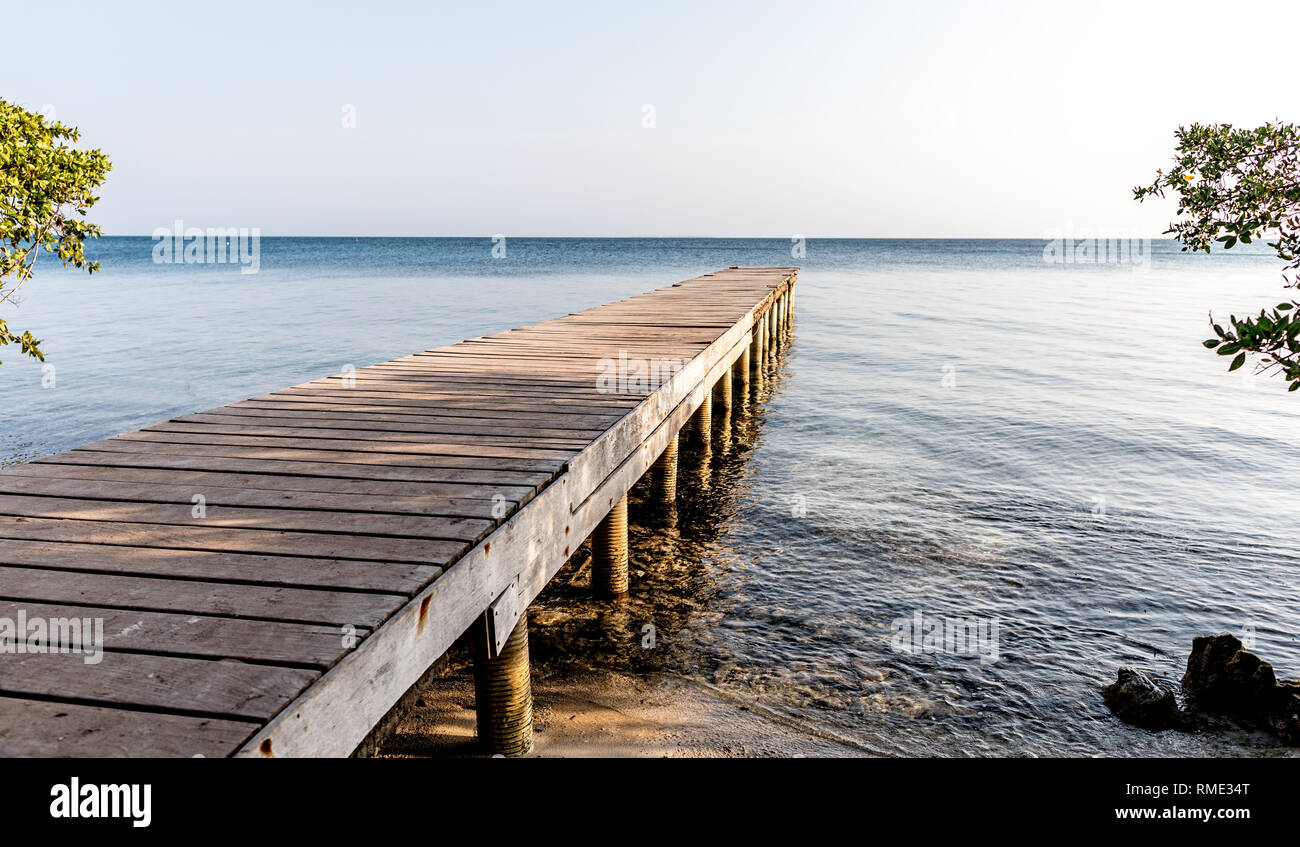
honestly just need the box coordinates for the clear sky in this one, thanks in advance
[7,0,1297,237]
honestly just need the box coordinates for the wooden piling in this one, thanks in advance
[691,393,713,450]
[472,616,533,756]
[651,433,679,503]
[592,494,629,597]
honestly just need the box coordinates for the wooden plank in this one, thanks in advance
[36,449,554,488]
[268,386,637,406]
[167,412,605,440]
[0,698,257,757]
[0,514,463,565]
[0,536,435,592]
[0,566,406,626]
[0,493,493,542]
[225,399,626,427]
[0,600,364,667]
[2,461,537,505]
[140,422,589,451]
[68,441,564,475]
[0,651,319,721]
[106,431,577,462]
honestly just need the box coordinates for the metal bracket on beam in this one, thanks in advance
[486,576,524,658]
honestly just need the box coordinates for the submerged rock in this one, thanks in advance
[1102,668,1182,730]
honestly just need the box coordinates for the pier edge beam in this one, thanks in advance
[592,494,630,596]
[472,615,534,757]
[650,432,679,503]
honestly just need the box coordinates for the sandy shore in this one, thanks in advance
[377,667,872,758]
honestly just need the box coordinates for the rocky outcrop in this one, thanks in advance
[1103,633,1300,745]
[1182,633,1300,744]
[1269,681,1300,744]
[1182,633,1277,708]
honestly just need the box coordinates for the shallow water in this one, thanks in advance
[3,237,1297,755]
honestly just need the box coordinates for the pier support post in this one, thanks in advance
[690,393,712,450]
[753,319,764,367]
[592,494,629,597]
[737,344,751,386]
[650,433,679,504]
[472,616,533,756]
[716,366,733,411]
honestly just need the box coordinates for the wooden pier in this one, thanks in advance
[0,267,796,757]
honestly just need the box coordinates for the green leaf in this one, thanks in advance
[1229,352,1247,371]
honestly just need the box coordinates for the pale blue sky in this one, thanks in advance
[7,0,1297,236]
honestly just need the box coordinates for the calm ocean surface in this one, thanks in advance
[3,237,1297,756]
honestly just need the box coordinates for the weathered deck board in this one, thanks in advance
[0,266,795,757]
[0,699,258,758]
[36,449,556,487]
[0,536,437,591]
[0,463,539,505]
[0,601,366,666]
[0,566,407,625]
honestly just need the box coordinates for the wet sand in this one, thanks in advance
[378,666,871,758]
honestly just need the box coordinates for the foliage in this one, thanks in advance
[1135,122,1300,391]
[0,99,111,365]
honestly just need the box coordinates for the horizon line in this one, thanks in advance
[101,233,1181,240]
